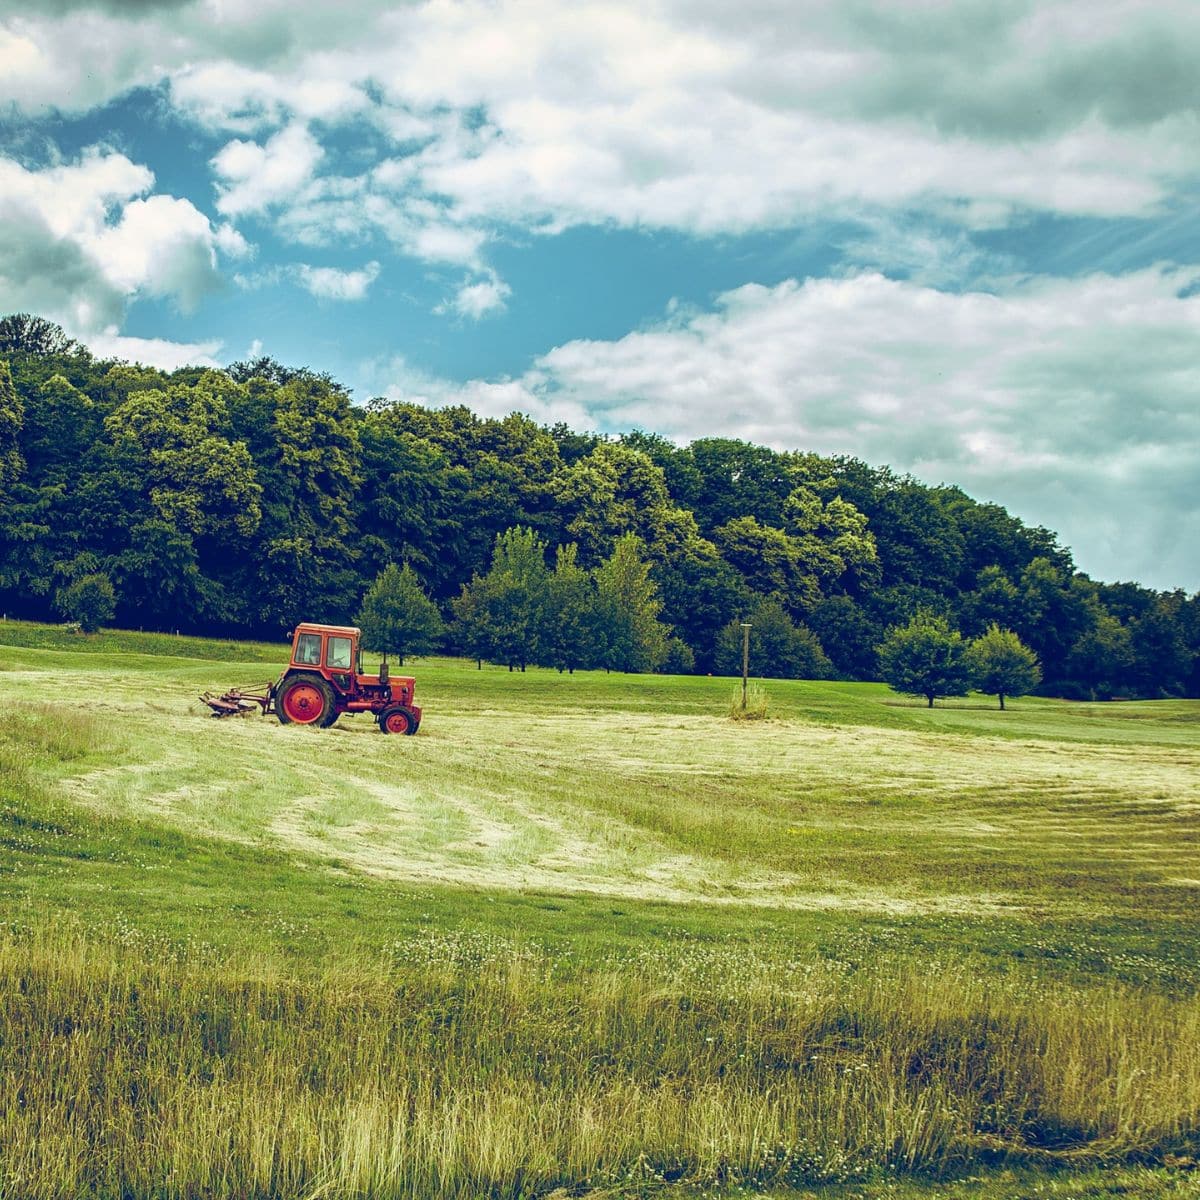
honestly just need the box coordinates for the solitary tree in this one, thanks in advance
[877,614,971,707]
[967,624,1041,709]
[55,572,116,633]
[356,562,444,664]
[450,574,490,669]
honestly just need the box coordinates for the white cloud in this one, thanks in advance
[295,260,380,301]
[0,25,43,79]
[213,123,324,216]
[171,60,367,133]
[405,219,486,267]
[0,149,229,333]
[0,9,176,112]
[92,195,222,311]
[214,223,254,259]
[319,2,1200,234]
[438,272,511,319]
[382,268,1200,590]
[234,259,381,299]
[261,166,489,269]
[837,217,1015,287]
[83,331,223,371]
[9,1,1200,259]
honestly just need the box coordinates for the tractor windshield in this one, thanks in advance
[295,632,321,665]
[327,636,353,670]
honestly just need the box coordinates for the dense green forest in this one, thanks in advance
[1,313,1196,698]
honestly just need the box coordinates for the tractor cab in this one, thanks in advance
[289,623,359,687]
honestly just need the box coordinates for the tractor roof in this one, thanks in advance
[294,623,361,637]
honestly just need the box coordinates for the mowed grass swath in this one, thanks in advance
[1,622,1199,1198]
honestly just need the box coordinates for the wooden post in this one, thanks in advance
[741,622,752,710]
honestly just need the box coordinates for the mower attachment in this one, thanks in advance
[200,687,273,717]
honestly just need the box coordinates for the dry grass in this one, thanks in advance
[2,925,1198,1199]
[43,695,1200,917]
[729,683,771,720]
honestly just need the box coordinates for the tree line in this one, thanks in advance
[1,313,1197,699]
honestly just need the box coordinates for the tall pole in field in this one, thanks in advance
[740,622,752,710]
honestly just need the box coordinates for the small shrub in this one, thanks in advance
[661,637,696,675]
[54,573,116,633]
[728,683,769,720]
[716,601,832,680]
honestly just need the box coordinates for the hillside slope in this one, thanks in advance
[3,625,1199,1199]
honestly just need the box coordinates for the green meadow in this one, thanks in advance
[1,620,1198,1199]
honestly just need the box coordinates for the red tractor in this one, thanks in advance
[201,623,422,734]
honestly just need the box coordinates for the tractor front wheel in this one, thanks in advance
[277,675,337,727]
[378,706,416,735]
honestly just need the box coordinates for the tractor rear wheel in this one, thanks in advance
[378,706,416,735]
[277,675,337,727]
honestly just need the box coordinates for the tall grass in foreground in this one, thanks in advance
[2,927,1197,1199]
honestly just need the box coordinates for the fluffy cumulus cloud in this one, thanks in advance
[212,123,325,217]
[382,268,1200,590]
[295,260,380,301]
[366,0,1198,235]
[172,59,368,134]
[0,148,232,335]
[437,272,512,320]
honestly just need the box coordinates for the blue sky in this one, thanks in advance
[1,0,1198,591]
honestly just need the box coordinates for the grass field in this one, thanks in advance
[1,619,1198,1198]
